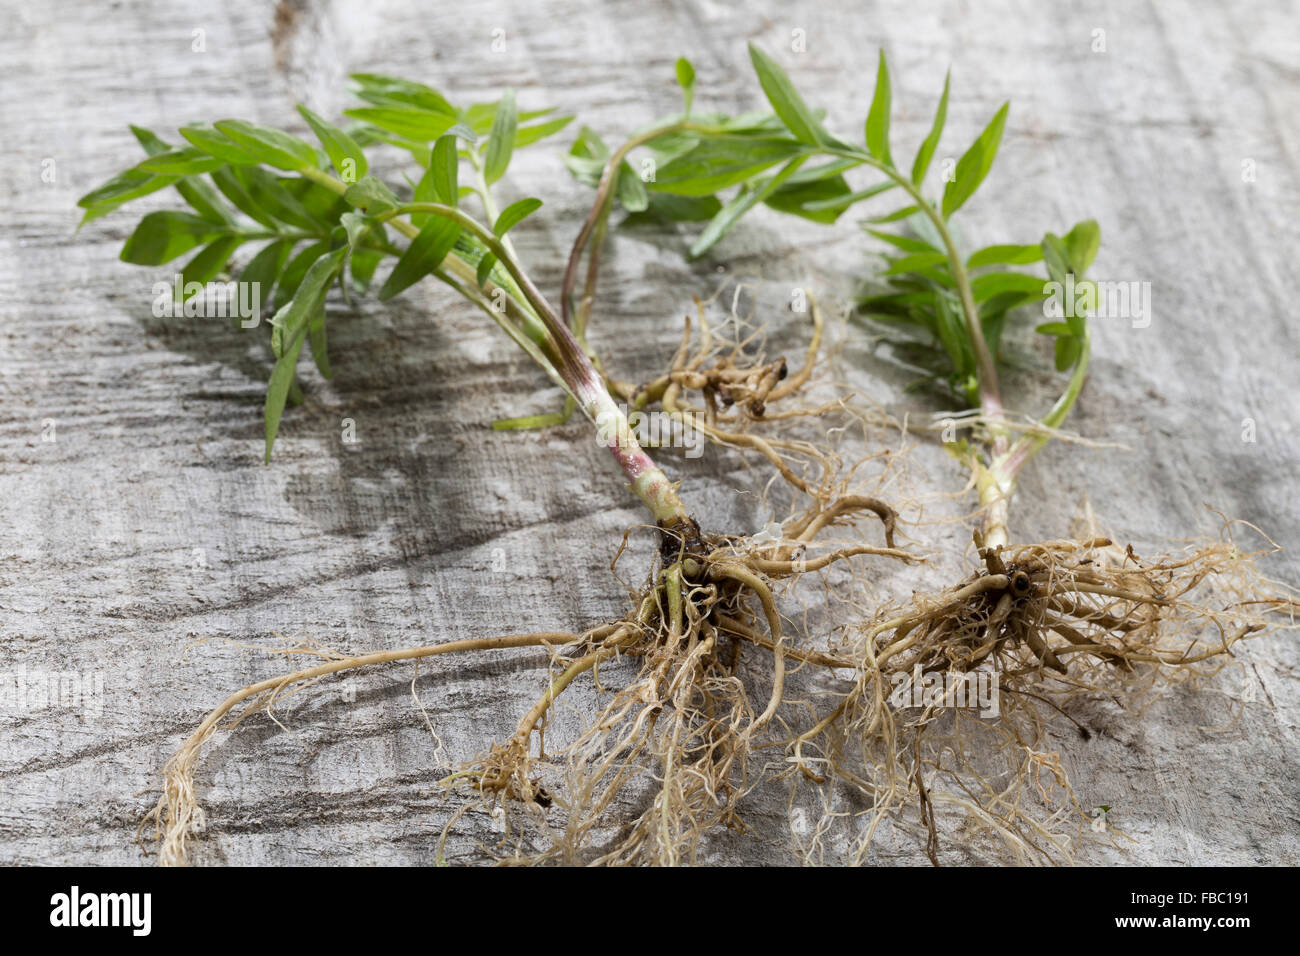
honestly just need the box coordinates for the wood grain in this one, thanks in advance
[0,0,1296,865]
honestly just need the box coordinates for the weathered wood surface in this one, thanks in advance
[1,0,1296,865]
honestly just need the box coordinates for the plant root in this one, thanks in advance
[437,493,910,864]
[785,528,1297,865]
[143,299,914,865]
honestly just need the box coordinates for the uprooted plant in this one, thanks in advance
[80,68,918,866]
[568,48,1297,860]
[79,46,1293,866]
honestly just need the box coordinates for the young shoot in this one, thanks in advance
[78,68,911,865]
[566,46,1101,546]
[564,46,1294,864]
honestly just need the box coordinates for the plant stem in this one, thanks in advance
[562,119,731,341]
[818,147,1024,543]
[825,147,1005,437]
[300,173,691,526]
[974,330,1090,547]
[468,149,518,262]
[561,121,690,332]
[301,167,555,357]
[401,202,692,524]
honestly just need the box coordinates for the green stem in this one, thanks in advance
[562,120,724,335]
[1000,329,1091,479]
[826,147,1004,439]
[468,149,518,262]
[364,198,690,525]
[816,148,1098,546]
[301,166,689,523]
[300,166,557,370]
[975,331,1090,547]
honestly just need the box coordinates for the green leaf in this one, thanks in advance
[344,107,460,141]
[236,167,324,230]
[718,110,790,134]
[513,115,574,148]
[1055,334,1082,371]
[77,167,177,225]
[748,44,827,145]
[265,332,306,462]
[616,163,649,211]
[126,125,172,156]
[120,211,227,265]
[629,194,723,223]
[782,156,860,184]
[941,102,1009,218]
[866,204,920,224]
[476,252,497,287]
[462,102,549,136]
[339,210,372,250]
[971,270,1048,302]
[176,235,245,296]
[414,129,470,224]
[933,291,973,381]
[484,88,517,184]
[883,251,950,275]
[865,50,893,166]
[138,148,226,176]
[213,119,320,172]
[911,71,949,185]
[867,229,940,254]
[297,104,369,183]
[981,290,1047,342]
[281,177,350,224]
[350,248,384,293]
[308,307,331,378]
[239,239,292,316]
[1063,219,1101,274]
[564,126,613,187]
[430,133,459,204]
[676,57,696,114]
[1036,321,1074,336]
[644,132,703,170]
[349,74,458,115]
[764,173,855,223]
[210,166,276,228]
[801,179,895,214]
[982,309,1010,359]
[1041,233,1071,287]
[378,217,460,300]
[690,156,808,258]
[78,128,188,224]
[270,247,346,355]
[968,243,1042,269]
[1041,242,1089,337]
[128,126,235,226]
[275,241,329,308]
[493,197,542,237]
[179,125,262,165]
[649,135,808,196]
[344,175,399,214]
[413,128,475,225]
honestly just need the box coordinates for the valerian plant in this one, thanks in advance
[566,46,1103,548]
[564,48,1292,860]
[80,50,1291,866]
[80,70,909,866]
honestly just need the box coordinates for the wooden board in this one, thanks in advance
[1,0,1296,865]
